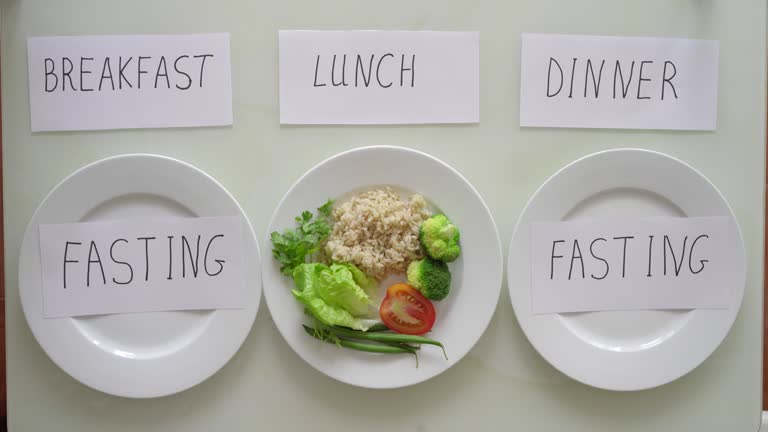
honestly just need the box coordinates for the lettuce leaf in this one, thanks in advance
[291,263,375,330]
[316,264,374,316]
[337,262,378,295]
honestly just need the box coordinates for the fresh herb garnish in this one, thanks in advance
[270,199,334,276]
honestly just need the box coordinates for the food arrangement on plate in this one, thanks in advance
[270,187,460,364]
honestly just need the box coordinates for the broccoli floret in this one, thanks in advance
[419,214,461,262]
[407,257,451,301]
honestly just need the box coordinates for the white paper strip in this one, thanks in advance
[520,33,719,130]
[39,217,246,317]
[27,33,233,132]
[531,217,739,314]
[279,30,480,124]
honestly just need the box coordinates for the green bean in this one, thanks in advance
[365,323,391,332]
[376,342,421,367]
[375,340,421,353]
[302,325,417,356]
[328,325,447,360]
[382,342,421,351]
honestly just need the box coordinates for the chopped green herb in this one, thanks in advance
[270,199,334,276]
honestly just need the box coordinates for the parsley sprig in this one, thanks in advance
[271,199,334,276]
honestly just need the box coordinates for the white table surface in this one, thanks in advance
[2,1,765,431]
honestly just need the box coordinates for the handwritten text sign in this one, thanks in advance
[520,34,719,130]
[27,34,233,132]
[531,217,740,314]
[39,217,245,318]
[279,31,479,124]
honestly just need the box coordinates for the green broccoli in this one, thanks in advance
[419,214,461,262]
[407,257,451,300]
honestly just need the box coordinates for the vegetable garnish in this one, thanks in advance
[365,323,391,332]
[419,214,461,262]
[270,199,334,276]
[291,263,378,331]
[379,283,436,336]
[327,324,446,360]
[302,325,419,366]
[407,257,451,301]
[303,323,448,366]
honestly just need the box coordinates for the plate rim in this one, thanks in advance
[507,147,746,391]
[262,145,503,389]
[18,153,261,398]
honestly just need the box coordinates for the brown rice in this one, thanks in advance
[324,188,431,280]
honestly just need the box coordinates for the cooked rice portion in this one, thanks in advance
[324,188,431,280]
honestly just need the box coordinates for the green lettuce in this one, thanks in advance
[291,263,377,330]
[317,263,376,315]
[338,263,378,295]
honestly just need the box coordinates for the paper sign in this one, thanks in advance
[530,217,740,314]
[39,217,245,318]
[279,30,479,124]
[27,33,233,132]
[519,34,719,130]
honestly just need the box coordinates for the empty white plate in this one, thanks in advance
[263,146,503,388]
[508,148,745,391]
[19,154,261,398]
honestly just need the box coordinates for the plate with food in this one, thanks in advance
[507,148,745,391]
[263,146,502,388]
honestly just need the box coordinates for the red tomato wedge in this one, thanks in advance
[379,283,436,335]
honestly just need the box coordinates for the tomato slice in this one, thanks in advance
[379,283,436,335]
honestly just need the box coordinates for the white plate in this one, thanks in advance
[19,154,261,398]
[263,146,502,388]
[508,148,746,391]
